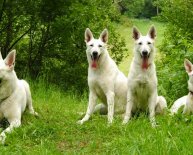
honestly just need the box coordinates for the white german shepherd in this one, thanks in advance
[171,59,193,114]
[123,26,167,126]
[77,28,127,124]
[0,50,38,144]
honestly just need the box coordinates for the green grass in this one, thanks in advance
[1,18,192,154]
[1,81,193,154]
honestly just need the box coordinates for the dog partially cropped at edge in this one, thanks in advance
[77,28,127,124]
[0,50,38,144]
[122,26,167,127]
[171,59,193,114]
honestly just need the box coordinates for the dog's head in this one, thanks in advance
[85,28,108,69]
[184,59,193,92]
[132,25,156,70]
[0,50,17,100]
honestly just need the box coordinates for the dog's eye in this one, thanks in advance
[148,42,151,45]
[138,42,142,45]
[98,45,102,47]
[90,44,94,47]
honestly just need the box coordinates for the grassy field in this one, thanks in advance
[1,81,193,154]
[1,18,193,154]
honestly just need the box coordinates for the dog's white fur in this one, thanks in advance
[0,50,37,144]
[171,59,193,114]
[123,26,167,126]
[77,28,127,124]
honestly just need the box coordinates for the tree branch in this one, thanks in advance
[7,28,30,52]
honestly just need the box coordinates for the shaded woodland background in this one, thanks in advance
[0,0,193,102]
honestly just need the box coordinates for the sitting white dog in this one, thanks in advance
[171,59,193,114]
[123,26,167,127]
[78,28,127,124]
[0,50,38,144]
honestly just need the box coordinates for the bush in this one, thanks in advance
[0,0,127,93]
[156,0,193,106]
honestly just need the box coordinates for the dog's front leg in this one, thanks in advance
[77,91,97,125]
[148,93,157,127]
[0,119,21,144]
[106,91,115,124]
[123,90,133,124]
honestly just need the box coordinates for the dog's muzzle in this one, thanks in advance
[91,51,100,61]
[141,50,150,70]
[92,51,98,60]
[90,51,101,69]
[141,50,150,58]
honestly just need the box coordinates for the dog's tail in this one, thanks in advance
[156,96,167,114]
[170,96,187,115]
[94,103,107,115]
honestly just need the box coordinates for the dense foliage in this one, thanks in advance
[0,0,127,92]
[118,0,158,18]
[156,0,193,105]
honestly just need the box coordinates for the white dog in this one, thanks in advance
[0,50,37,144]
[78,28,127,124]
[171,59,193,114]
[123,26,167,126]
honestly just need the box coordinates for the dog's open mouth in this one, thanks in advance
[141,54,150,70]
[91,55,101,68]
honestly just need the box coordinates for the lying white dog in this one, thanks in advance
[123,26,167,126]
[78,28,127,124]
[0,50,37,144]
[171,59,193,114]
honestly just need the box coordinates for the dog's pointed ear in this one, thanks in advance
[148,25,156,39]
[100,29,108,43]
[133,26,140,40]
[85,28,93,43]
[0,47,3,60]
[184,59,193,73]
[5,50,16,70]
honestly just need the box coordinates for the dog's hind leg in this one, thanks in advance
[77,91,97,124]
[155,96,167,114]
[26,94,38,116]
[22,80,38,116]
[93,104,107,115]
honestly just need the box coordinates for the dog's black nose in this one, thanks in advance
[142,50,148,56]
[92,51,98,59]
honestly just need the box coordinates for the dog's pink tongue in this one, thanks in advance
[92,60,97,68]
[142,57,148,69]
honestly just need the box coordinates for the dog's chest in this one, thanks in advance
[133,82,150,108]
[131,73,156,109]
[88,75,109,102]
[133,73,153,90]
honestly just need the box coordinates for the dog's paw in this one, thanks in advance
[151,120,158,128]
[150,117,157,128]
[34,112,39,116]
[29,110,39,117]
[122,120,128,125]
[77,120,84,125]
[122,116,130,125]
[107,119,113,125]
[0,133,6,144]
[151,123,158,128]
[107,121,113,127]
